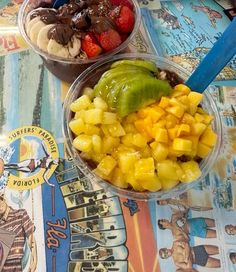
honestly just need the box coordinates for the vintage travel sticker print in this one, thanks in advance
[0,126,59,190]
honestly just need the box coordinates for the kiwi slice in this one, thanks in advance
[117,77,172,117]
[93,65,152,100]
[111,59,158,73]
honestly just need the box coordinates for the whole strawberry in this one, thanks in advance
[113,5,135,33]
[99,29,122,51]
[81,33,102,58]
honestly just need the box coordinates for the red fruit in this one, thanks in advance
[81,33,102,58]
[114,6,135,33]
[110,0,134,10]
[99,29,122,52]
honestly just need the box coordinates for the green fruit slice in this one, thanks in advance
[93,65,152,100]
[117,77,172,117]
[107,73,154,109]
[111,59,158,73]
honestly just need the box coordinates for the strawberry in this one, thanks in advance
[81,33,102,58]
[113,6,135,33]
[99,29,122,51]
[110,0,134,10]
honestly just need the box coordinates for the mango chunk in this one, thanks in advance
[97,155,117,176]
[180,161,201,182]
[197,142,212,158]
[200,127,217,147]
[173,138,192,152]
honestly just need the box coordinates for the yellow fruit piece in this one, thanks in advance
[124,112,138,123]
[177,124,190,137]
[156,160,182,180]
[133,133,147,148]
[166,114,179,129]
[168,145,183,158]
[197,142,212,158]
[174,84,191,95]
[177,95,189,106]
[150,106,166,122]
[134,157,155,180]
[90,153,106,164]
[181,113,195,125]
[140,145,152,158]
[73,134,92,152]
[93,97,108,110]
[200,127,217,147]
[106,122,126,137]
[194,113,205,123]
[166,105,184,119]
[137,107,150,118]
[173,138,192,152]
[168,126,178,141]
[121,133,134,147]
[84,124,100,136]
[97,155,117,176]
[70,95,91,112]
[188,92,203,107]
[203,114,214,125]
[140,174,162,192]
[103,136,120,154]
[191,122,207,136]
[150,142,169,162]
[92,135,102,153]
[111,168,129,189]
[183,136,199,157]
[155,128,168,143]
[69,118,85,135]
[84,108,103,125]
[158,96,170,108]
[180,161,201,182]
[160,178,179,190]
[123,123,138,134]
[82,87,94,98]
[126,171,144,191]
[74,109,86,120]
[102,112,117,124]
[153,120,167,129]
[118,152,140,174]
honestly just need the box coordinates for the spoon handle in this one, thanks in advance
[52,0,68,8]
[185,17,236,93]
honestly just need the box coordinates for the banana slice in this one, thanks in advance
[29,20,46,44]
[26,16,41,36]
[37,24,55,51]
[47,39,69,58]
[68,36,81,58]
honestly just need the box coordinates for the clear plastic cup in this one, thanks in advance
[62,53,222,201]
[18,0,141,83]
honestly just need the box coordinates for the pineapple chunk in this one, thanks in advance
[73,134,92,152]
[84,108,103,124]
[84,124,100,135]
[191,122,207,136]
[168,126,179,141]
[69,118,85,135]
[93,97,108,110]
[180,161,201,182]
[158,96,170,108]
[123,123,138,134]
[174,84,191,95]
[197,142,212,158]
[121,133,134,147]
[126,171,144,191]
[92,135,102,153]
[155,128,168,143]
[177,124,190,137]
[188,92,203,107]
[111,168,129,189]
[82,87,94,98]
[160,178,179,190]
[200,127,217,147]
[166,105,184,118]
[166,114,179,129]
[134,158,155,180]
[124,112,138,123]
[133,133,147,148]
[74,109,86,120]
[96,155,117,176]
[140,145,152,158]
[118,152,140,173]
[194,113,205,123]
[106,122,126,137]
[181,112,195,125]
[102,112,117,124]
[140,174,162,192]
[156,160,183,180]
[103,136,120,154]
[70,95,91,112]
[173,138,192,152]
[150,142,169,162]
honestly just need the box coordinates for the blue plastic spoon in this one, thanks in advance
[185,17,236,93]
[52,0,68,8]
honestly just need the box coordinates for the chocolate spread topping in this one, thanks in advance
[89,16,115,33]
[30,9,58,24]
[48,24,74,45]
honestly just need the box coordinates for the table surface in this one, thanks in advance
[0,1,236,272]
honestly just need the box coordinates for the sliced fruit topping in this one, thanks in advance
[110,0,134,10]
[81,33,102,58]
[111,59,158,73]
[111,5,135,33]
[99,29,122,52]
